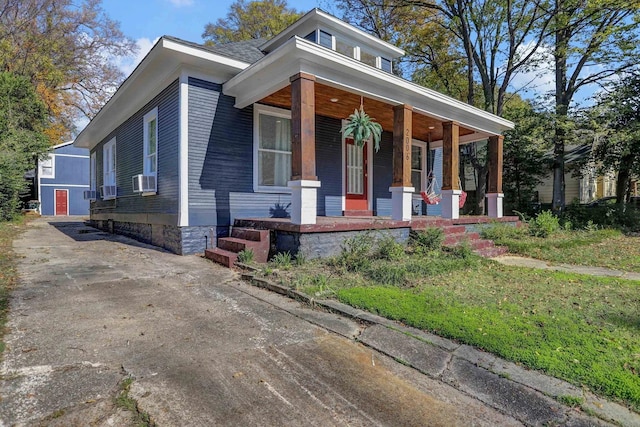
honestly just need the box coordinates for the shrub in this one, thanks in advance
[237,249,254,264]
[270,251,292,269]
[443,241,474,259]
[377,235,406,261]
[529,210,560,237]
[410,228,444,253]
[563,203,640,232]
[337,233,375,272]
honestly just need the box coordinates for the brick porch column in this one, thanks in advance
[289,72,320,225]
[389,104,414,221]
[487,134,504,218]
[442,121,461,219]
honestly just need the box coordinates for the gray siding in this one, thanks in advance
[187,77,253,237]
[91,79,180,219]
[373,130,394,214]
[316,116,343,215]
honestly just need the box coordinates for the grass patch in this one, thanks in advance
[0,217,27,355]
[270,234,640,412]
[115,377,155,426]
[481,224,640,272]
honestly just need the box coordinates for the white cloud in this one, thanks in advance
[114,37,160,77]
[508,42,555,103]
[167,0,194,6]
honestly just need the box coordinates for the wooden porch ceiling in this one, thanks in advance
[260,83,476,142]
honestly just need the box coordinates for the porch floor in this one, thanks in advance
[234,215,520,233]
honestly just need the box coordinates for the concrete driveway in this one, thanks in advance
[0,217,523,426]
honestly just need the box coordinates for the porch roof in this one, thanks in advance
[223,36,514,142]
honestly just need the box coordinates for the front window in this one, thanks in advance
[411,143,425,193]
[40,155,54,178]
[143,107,158,176]
[103,138,116,199]
[254,105,291,191]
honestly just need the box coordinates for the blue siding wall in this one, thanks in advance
[372,130,394,214]
[39,144,90,215]
[40,187,89,215]
[187,77,253,235]
[316,116,343,216]
[91,79,180,218]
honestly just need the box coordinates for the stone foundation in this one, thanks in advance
[90,219,217,255]
[274,228,411,259]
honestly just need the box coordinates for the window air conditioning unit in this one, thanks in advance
[132,174,156,193]
[101,185,117,199]
[83,190,97,201]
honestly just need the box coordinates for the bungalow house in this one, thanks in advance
[74,9,513,256]
[37,141,90,216]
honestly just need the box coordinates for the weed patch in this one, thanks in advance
[115,377,155,426]
[0,218,26,355]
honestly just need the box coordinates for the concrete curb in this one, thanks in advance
[241,273,640,427]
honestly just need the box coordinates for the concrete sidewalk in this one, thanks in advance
[245,275,640,427]
[493,255,640,281]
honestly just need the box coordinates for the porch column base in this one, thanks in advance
[442,189,462,219]
[487,193,504,218]
[288,180,321,225]
[389,186,415,221]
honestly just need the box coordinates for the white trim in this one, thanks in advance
[51,140,75,149]
[52,153,90,159]
[260,9,404,57]
[90,152,96,193]
[224,37,513,136]
[178,72,189,226]
[411,140,427,193]
[103,138,117,200]
[253,104,293,193]
[341,120,374,212]
[143,106,158,178]
[39,154,55,179]
[40,184,90,188]
[54,189,70,216]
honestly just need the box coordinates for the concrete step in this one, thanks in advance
[231,227,269,242]
[443,232,480,246]
[205,247,238,268]
[475,245,508,258]
[217,236,269,263]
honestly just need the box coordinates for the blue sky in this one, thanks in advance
[104,0,331,74]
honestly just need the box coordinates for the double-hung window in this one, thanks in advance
[143,107,158,178]
[411,142,426,193]
[254,105,292,192]
[103,138,116,199]
[40,155,54,179]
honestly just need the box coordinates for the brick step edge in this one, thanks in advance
[205,248,238,268]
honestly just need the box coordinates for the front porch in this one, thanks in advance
[232,215,519,260]
[223,36,512,226]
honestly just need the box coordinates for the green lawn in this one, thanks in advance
[0,217,25,354]
[481,225,640,272]
[266,232,640,412]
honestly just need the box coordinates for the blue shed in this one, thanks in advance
[38,141,90,216]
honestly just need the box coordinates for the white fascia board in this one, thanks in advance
[52,140,74,149]
[75,37,249,150]
[225,37,514,136]
[260,9,404,58]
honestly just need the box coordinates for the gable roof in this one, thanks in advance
[163,35,266,64]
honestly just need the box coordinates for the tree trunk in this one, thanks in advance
[616,153,633,204]
[552,4,569,214]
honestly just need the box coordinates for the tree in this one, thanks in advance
[501,97,551,213]
[0,72,50,220]
[202,0,302,45]
[0,0,137,142]
[550,0,640,212]
[590,73,640,203]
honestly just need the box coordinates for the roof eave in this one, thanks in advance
[224,37,514,136]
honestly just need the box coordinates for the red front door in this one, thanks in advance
[345,138,369,212]
[55,189,68,216]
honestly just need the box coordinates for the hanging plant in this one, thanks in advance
[342,105,383,152]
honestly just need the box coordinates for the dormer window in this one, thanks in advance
[360,50,377,67]
[335,38,354,57]
[380,57,392,73]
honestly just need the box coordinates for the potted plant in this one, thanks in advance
[342,104,383,152]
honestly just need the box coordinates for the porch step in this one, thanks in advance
[443,232,479,245]
[206,227,270,268]
[440,230,507,259]
[442,225,466,235]
[205,248,238,268]
[218,236,269,263]
[475,245,509,258]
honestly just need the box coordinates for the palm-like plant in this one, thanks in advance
[342,106,383,152]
